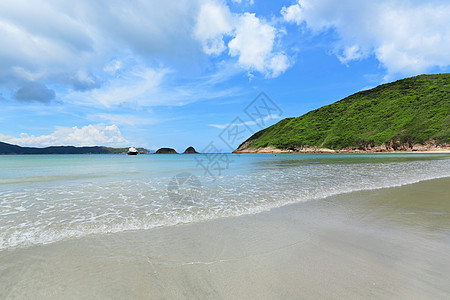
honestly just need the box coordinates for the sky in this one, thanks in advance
[1,0,449,153]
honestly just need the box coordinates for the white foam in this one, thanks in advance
[1,156,449,250]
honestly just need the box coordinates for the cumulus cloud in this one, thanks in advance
[0,124,128,147]
[0,0,205,100]
[0,0,293,108]
[195,4,291,77]
[194,3,233,55]
[280,2,303,25]
[281,0,450,77]
[228,13,285,77]
[12,82,55,103]
[268,53,291,78]
[232,13,290,78]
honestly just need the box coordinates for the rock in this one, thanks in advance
[155,147,178,154]
[183,146,198,154]
[389,136,402,150]
[233,139,450,154]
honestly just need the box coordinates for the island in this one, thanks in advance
[183,146,198,154]
[234,74,450,153]
[155,147,178,154]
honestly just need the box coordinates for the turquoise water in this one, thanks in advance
[1,153,450,249]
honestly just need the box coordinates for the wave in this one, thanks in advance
[1,157,449,250]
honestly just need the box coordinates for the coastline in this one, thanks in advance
[1,177,449,299]
[233,145,450,154]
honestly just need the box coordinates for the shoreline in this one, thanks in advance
[1,177,450,298]
[233,146,450,154]
[1,174,449,252]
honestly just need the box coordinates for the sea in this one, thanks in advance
[1,153,450,250]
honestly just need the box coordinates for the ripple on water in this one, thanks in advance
[0,157,449,250]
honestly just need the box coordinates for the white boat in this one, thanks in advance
[127,147,138,155]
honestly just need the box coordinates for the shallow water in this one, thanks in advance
[1,177,449,299]
[1,153,449,250]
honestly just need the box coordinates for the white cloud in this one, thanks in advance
[281,2,303,25]
[63,63,243,108]
[338,45,366,64]
[229,13,290,78]
[71,70,99,91]
[194,3,233,55]
[0,2,96,87]
[268,53,291,78]
[231,0,254,5]
[0,124,128,147]
[104,60,122,74]
[281,0,450,77]
[65,66,170,107]
[0,0,292,108]
[0,0,205,93]
[228,13,274,73]
[91,68,168,107]
[194,3,291,78]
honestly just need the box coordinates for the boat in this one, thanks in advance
[127,147,138,155]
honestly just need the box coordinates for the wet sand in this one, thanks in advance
[1,177,450,299]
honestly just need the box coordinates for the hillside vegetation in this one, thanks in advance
[0,142,150,154]
[237,74,449,151]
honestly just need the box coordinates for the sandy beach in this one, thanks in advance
[1,177,449,299]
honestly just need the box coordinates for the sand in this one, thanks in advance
[1,178,450,299]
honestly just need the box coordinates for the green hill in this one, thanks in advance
[0,142,150,154]
[235,74,450,152]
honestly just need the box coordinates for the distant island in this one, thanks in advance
[183,146,198,154]
[0,142,203,155]
[155,147,178,154]
[0,142,150,155]
[234,74,450,153]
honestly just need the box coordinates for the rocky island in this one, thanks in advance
[183,146,198,154]
[155,147,178,154]
[234,74,450,153]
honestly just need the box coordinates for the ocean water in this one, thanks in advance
[1,153,449,250]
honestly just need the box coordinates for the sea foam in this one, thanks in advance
[1,154,449,250]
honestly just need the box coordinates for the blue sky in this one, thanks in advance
[1,0,449,152]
